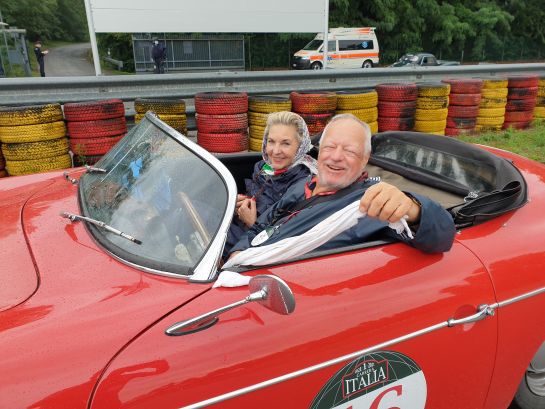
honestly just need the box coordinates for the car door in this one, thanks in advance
[323,40,339,69]
[90,240,497,408]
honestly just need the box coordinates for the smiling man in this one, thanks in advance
[228,114,456,257]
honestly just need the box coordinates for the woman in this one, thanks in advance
[224,111,317,256]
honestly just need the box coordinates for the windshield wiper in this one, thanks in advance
[85,165,107,174]
[60,211,142,245]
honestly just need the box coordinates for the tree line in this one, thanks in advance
[1,0,543,69]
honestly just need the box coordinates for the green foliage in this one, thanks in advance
[96,33,134,73]
[0,0,87,42]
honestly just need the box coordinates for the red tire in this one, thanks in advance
[70,134,124,156]
[445,127,474,136]
[378,100,417,118]
[448,93,482,106]
[195,113,248,133]
[378,116,415,131]
[197,132,248,153]
[506,98,537,112]
[64,99,125,121]
[508,87,538,100]
[447,117,477,129]
[67,117,127,138]
[290,91,337,114]
[299,112,334,134]
[0,169,7,178]
[376,83,418,102]
[442,78,483,94]
[502,121,532,130]
[195,92,248,115]
[504,111,534,122]
[508,75,539,88]
[447,105,480,118]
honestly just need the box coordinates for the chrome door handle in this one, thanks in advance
[447,304,495,327]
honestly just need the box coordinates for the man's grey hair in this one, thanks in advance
[319,113,372,157]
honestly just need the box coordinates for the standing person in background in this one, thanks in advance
[33,40,48,77]
[151,40,166,74]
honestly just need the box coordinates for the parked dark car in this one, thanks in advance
[391,53,459,67]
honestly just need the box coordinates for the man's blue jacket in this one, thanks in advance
[229,177,456,255]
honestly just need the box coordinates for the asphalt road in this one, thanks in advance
[44,42,95,77]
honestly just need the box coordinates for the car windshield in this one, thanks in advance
[303,40,323,51]
[394,54,418,66]
[78,115,228,276]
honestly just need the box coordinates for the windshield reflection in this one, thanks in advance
[79,116,228,276]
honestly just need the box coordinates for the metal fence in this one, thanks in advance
[132,33,245,73]
[2,63,545,106]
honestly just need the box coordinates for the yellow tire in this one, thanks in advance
[249,124,266,139]
[6,153,72,176]
[416,96,449,110]
[476,116,504,126]
[0,103,63,126]
[134,98,186,115]
[480,97,507,108]
[417,83,451,97]
[135,113,187,134]
[481,88,508,98]
[248,96,291,113]
[368,121,378,134]
[538,87,545,98]
[427,131,446,136]
[248,111,269,127]
[2,137,69,161]
[534,106,545,118]
[478,107,506,118]
[482,78,508,89]
[336,107,378,123]
[0,120,66,143]
[539,79,545,87]
[475,124,502,132]
[249,137,263,152]
[336,91,378,110]
[414,119,447,132]
[415,108,448,121]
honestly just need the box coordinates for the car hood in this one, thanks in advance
[0,174,54,312]
[0,170,213,408]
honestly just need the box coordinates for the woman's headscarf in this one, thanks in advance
[261,112,317,175]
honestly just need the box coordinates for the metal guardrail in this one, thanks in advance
[0,63,544,105]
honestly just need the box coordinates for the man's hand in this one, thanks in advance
[360,182,421,224]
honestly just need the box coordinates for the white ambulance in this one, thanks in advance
[292,27,379,70]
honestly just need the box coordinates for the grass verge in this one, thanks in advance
[457,120,545,163]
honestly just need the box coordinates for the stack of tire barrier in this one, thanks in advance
[134,98,187,135]
[335,90,379,134]
[290,91,337,136]
[0,148,5,178]
[376,83,417,132]
[476,78,508,133]
[195,92,248,153]
[503,75,539,130]
[0,103,71,176]
[414,82,450,135]
[443,78,482,137]
[535,77,545,120]
[247,96,292,152]
[65,99,127,166]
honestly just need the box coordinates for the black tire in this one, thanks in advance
[362,60,373,68]
[513,342,545,409]
[310,62,322,70]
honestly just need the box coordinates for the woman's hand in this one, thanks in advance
[237,198,257,227]
[235,194,248,211]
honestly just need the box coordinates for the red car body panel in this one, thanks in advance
[1,147,544,408]
[0,170,211,409]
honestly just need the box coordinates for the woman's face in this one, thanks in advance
[265,124,300,170]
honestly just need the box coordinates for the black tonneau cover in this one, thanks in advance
[370,131,528,226]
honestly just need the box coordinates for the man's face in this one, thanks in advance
[316,119,369,192]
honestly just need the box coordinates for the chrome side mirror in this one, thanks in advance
[165,275,295,336]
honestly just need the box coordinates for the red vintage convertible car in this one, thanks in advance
[1,113,545,409]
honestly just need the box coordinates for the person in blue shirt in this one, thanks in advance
[223,111,316,257]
